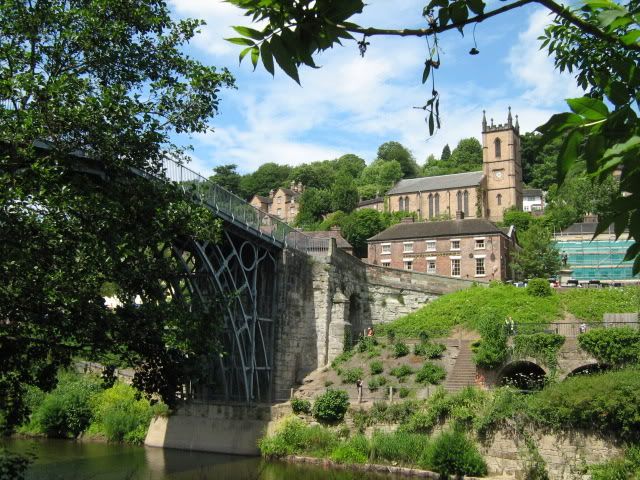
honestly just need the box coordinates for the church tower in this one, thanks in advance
[482,107,523,222]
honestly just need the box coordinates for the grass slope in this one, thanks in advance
[382,284,640,339]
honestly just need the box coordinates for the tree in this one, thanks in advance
[520,133,561,189]
[448,137,483,169]
[358,159,403,192]
[441,144,452,162]
[502,208,535,233]
[330,175,359,213]
[296,188,332,227]
[240,162,292,197]
[511,223,562,280]
[376,141,420,178]
[341,209,386,257]
[210,164,242,194]
[0,0,233,429]
[335,154,366,178]
[226,0,640,272]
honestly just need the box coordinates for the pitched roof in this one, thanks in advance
[358,197,384,207]
[304,230,353,249]
[368,218,508,242]
[252,194,272,204]
[278,187,301,197]
[387,171,483,195]
[523,188,543,197]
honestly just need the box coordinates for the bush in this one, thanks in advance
[357,336,378,353]
[390,365,414,380]
[420,429,487,477]
[561,286,640,322]
[330,434,369,464]
[259,417,338,458]
[312,390,350,423]
[415,363,446,385]
[414,342,446,359]
[590,445,640,480]
[31,372,102,438]
[371,430,430,465]
[393,342,409,358]
[527,278,553,297]
[291,397,311,415]
[578,327,640,366]
[0,450,33,480]
[398,387,410,399]
[513,333,565,368]
[88,382,167,444]
[331,350,355,369]
[369,360,384,375]
[473,311,508,368]
[368,376,387,391]
[341,367,363,384]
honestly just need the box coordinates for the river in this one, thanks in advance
[4,438,402,480]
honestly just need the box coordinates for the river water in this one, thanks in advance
[4,438,401,480]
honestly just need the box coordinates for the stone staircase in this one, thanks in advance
[444,340,477,392]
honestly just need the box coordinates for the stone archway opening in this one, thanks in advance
[347,293,362,348]
[499,361,547,392]
[566,363,610,378]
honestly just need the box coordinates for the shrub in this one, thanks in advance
[590,445,640,480]
[578,327,640,366]
[357,336,378,353]
[330,434,370,464]
[414,342,446,358]
[393,342,409,358]
[31,372,102,438]
[527,278,553,297]
[415,363,446,385]
[371,430,430,465]
[312,390,350,423]
[473,311,508,368]
[331,350,354,369]
[290,397,311,415]
[341,367,363,384]
[88,382,167,444]
[259,417,338,458]
[369,360,384,375]
[390,365,414,380]
[513,333,565,368]
[420,429,487,477]
[0,450,33,480]
[398,387,410,398]
[368,376,387,391]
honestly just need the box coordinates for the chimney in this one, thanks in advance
[269,189,275,198]
[401,216,414,224]
[456,211,465,220]
[330,225,341,232]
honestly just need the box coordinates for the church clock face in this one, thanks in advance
[494,170,503,179]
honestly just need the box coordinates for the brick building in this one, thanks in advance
[367,217,517,281]
[249,181,304,223]
[384,108,523,223]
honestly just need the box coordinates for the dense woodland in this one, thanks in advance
[210,133,621,259]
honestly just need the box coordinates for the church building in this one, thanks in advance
[387,108,523,222]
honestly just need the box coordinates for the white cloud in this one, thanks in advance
[507,9,582,106]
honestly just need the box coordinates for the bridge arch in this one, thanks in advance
[566,363,610,378]
[498,360,547,391]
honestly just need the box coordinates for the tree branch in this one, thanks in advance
[336,0,640,52]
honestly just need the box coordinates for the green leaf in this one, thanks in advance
[557,129,583,183]
[438,7,450,27]
[633,254,640,276]
[428,111,434,135]
[238,46,252,64]
[269,35,301,85]
[605,81,630,106]
[566,97,609,121]
[225,37,256,46]
[260,41,275,76]
[621,30,640,46]
[613,213,628,238]
[602,136,640,160]
[422,62,431,84]
[250,46,259,70]
[232,26,265,40]
[623,241,640,262]
[536,112,584,140]
[467,0,485,15]
[597,9,626,28]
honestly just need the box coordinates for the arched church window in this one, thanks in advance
[463,190,469,216]
[434,193,440,216]
[497,193,502,206]
[456,191,462,213]
[428,193,434,219]
[399,197,404,211]
[494,138,501,158]
[404,196,410,211]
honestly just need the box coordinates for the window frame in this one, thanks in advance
[426,240,437,252]
[450,256,461,277]
[475,255,486,277]
[426,256,437,274]
[381,243,391,255]
[474,237,486,250]
[450,239,461,251]
[403,258,413,271]
[403,241,414,253]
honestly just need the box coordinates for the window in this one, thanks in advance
[428,193,434,218]
[277,196,282,204]
[497,193,502,206]
[475,257,486,276]
[276,208,282,216]
[495,138,501,158]
[427,258,436,274]
[404,196,410,212]
[381,243,391,254]
[403,259,413,270]
[451,258,461,277]
[456,190,462,212]
[463,190,469,216]
[381,259,391,267]
[403,242,414,253]
[475,238,485,249]
[450,239,460,251]
[434,193,440,216]
[399,197,404,211]
[426,240,436,252]
[290,207,296,214]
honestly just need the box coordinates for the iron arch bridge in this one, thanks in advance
[155,158,328,404]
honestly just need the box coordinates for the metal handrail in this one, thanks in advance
[151,157,331,255]
[510,320,638,337]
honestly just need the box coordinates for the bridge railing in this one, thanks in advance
[512,320,639,337]
[155,157,332,253]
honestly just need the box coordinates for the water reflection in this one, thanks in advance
[5,439,401,480]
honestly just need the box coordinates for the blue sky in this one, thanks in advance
[169,1,582,175]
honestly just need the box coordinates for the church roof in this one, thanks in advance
[387,171,483,195]
[368,218,507,242]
